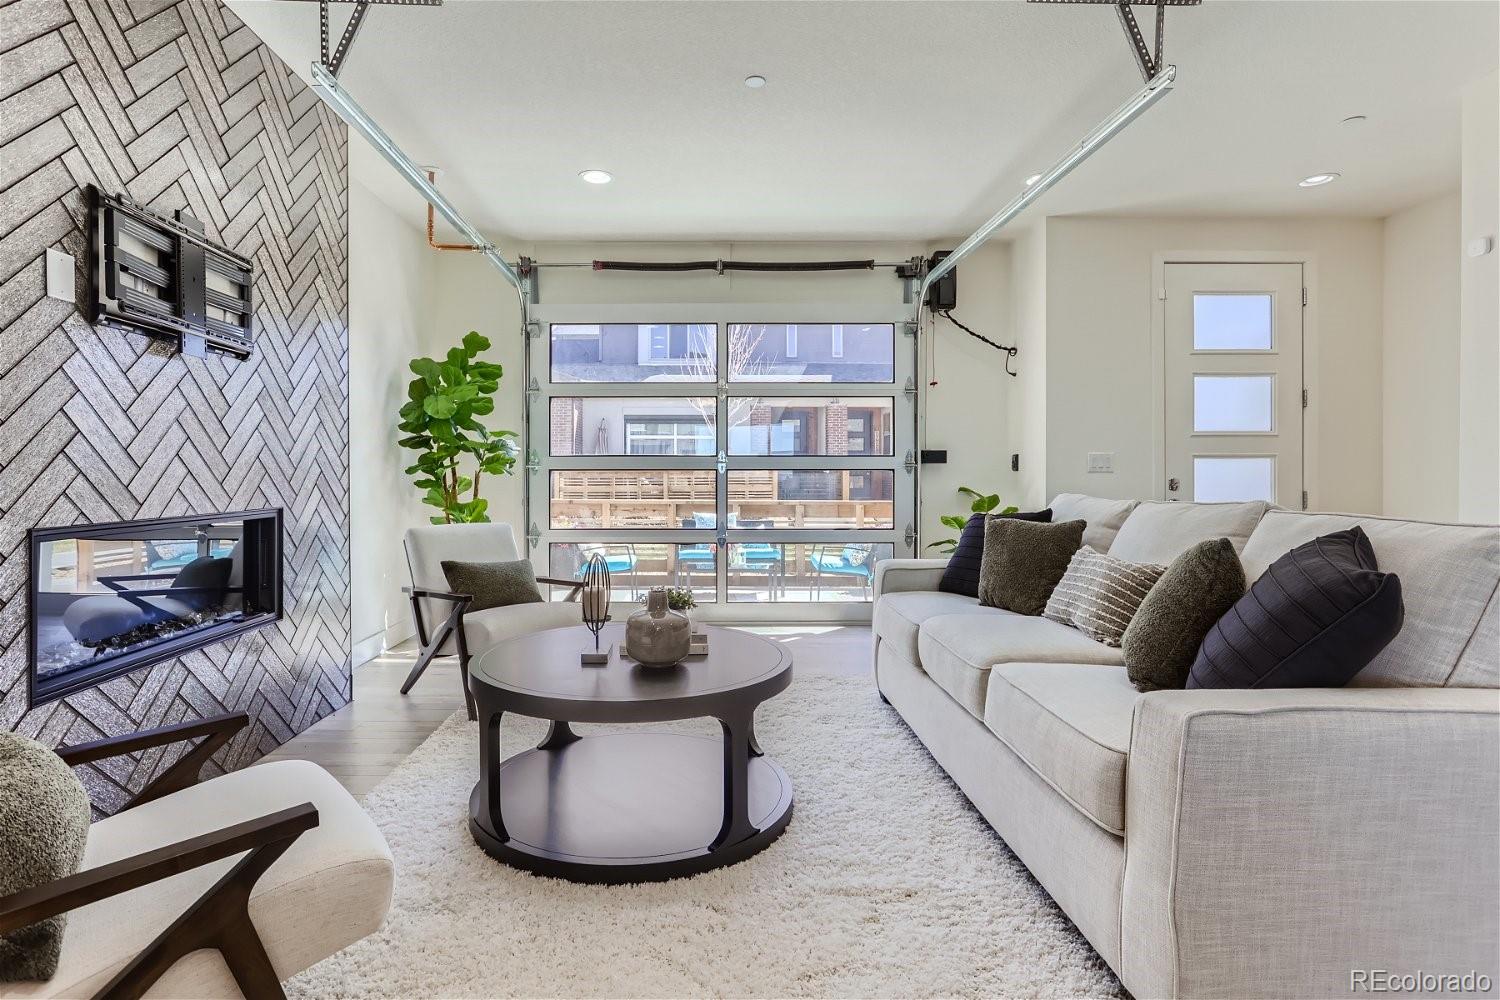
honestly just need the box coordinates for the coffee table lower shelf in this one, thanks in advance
[469,731,793,884]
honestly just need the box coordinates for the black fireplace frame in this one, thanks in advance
[27,509,283,708]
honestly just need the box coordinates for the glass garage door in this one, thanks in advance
[525,304,916,622]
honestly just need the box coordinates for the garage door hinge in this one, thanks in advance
[716,450,727,475]
[904,376,917,400]
[525,321,541,339]
[903,322,919,338]
[904,523,917,549]
[903,449,917,474]
[526,377,540,396]
[1301,490,1309,511]
[1302,387,1309,408]
[526,522,540,547]
[524,449,540,474]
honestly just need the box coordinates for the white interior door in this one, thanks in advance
[1164,263,1304,508]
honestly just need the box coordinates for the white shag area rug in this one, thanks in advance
[288,674,1123,999]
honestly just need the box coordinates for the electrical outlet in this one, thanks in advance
[46,248,74,302]
[1087,452,1114,474]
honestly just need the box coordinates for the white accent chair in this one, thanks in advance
[402,523,582,718]
[0,712,393,999]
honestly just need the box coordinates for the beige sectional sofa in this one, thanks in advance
[873,495,1499,999]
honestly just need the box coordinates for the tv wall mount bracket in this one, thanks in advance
[1026,0,1201,82]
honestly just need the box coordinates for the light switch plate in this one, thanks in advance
[46,248,74,302]
[1087,452,1114,474]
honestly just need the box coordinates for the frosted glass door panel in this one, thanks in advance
[1193,375,1274,433]
[1193,457,1275,503]
[1193,294,1273,351]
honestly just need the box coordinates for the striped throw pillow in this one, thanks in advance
[1043,546,1166,647]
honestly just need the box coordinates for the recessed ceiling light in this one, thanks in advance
[1340,115,1367,125]
[1299,172,1340,187]
[579,169,613,185]
[1024,173,1043,186]
[744,75,767,88]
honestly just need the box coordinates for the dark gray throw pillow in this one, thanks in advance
[0,733,91,981]
[1188,526,1403,690]
[977,518,1085,616]
[1122,538,1246,692]
[939,508,1052,599]
[441,559,543,613]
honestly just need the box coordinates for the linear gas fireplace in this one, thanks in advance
[28,510,282,707]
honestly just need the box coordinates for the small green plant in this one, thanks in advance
[665,586,697,612]
[398,331,518,524]
[927,486,1018,555]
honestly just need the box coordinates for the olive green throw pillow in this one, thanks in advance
[441,559,544,612]
[1122,537,1247,692]
[978,518,1086,616]
[0,733,91,981]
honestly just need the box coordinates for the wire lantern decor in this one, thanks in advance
[580,552,611,654]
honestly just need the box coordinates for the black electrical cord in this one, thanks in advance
[940,309,1018,376]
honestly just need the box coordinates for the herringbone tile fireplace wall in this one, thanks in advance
[0,0,351,812]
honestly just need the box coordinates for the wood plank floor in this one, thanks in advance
[262,625,874,799]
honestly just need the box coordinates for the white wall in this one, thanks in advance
[1006,223,1048,510]
[1042,216,1386,513]
[1381,193,1461,520]
[348,151,437,663]
[917,243,1024,541]
[423,240,1019,549]
[1458,72,1499,523]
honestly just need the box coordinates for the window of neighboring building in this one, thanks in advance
[831,324,844,358]
[637,325,711,365]
[624,417,715,456]
[785,325,798,359]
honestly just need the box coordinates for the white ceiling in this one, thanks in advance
[228,0,1498,242]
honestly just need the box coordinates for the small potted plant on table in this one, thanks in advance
[665,587,700,641]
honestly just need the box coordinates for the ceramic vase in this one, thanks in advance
[625,588,691,666]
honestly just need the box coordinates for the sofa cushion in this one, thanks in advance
[1107,499,1270,565]
[1043,546,1166,647]
[983,663,1139,834]
[939,508,1052,599]
[463,600,581,653]
[1049,494,1141,552]
[873,591,1000,664]
[3,760,394,999]
[918,612,1124,718]
[1241,510,1500,688]
[1190,527,1405,690]
[978,518,1086,615]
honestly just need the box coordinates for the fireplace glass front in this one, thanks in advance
[29,510,282,706]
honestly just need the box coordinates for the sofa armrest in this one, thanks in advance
[873,559,948,599]
[1121,686,1500,999]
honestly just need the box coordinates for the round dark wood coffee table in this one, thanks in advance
[466,622,793,883]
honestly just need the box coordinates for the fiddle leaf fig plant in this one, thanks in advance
[398,331,518,524]
[927,486,1019,555]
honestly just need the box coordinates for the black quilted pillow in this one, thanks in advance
[1188,526,1404,689]
[938,508,1051,599]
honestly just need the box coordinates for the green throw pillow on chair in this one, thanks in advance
[0,733,90,981]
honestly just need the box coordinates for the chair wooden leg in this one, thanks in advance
[399,621,452,695]
[455,624,476,721]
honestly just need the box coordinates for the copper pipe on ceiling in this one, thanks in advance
[426,171,483,252]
